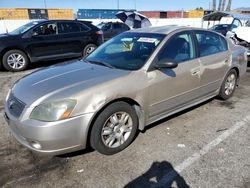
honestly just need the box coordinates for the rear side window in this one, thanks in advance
[58,22,80,34]
[195,31,228,57]
[78,22,90,32]
[113,23,122,29]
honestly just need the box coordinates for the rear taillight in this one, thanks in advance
[96,31,103,35]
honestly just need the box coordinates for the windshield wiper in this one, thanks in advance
[87,60,116,69]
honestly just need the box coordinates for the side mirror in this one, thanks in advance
[154,60,178,69]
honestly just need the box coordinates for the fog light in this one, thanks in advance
[30,141,42,150]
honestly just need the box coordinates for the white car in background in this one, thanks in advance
[227,22,250,61]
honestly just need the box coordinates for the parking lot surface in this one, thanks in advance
[0,63,250,188]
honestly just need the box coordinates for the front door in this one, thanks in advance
[26,22,63,61]
[148,32,201,121]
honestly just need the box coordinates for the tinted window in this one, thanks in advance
[158,33,195,63]
[195,31,228,57]
[113,23,122,29]
[85,33,165,71]
[78,23,90,32]
[58,22,81,34]
[33,22,57,36]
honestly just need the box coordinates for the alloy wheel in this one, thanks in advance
[224,73,236,96]
[7,53,26,70]
[101,111,133,148]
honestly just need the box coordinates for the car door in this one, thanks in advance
[194,31,230,96]
[26,22,64,61]
[148,31,201,120]
[57,21,88,57]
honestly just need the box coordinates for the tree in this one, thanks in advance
[226,0,232,11]
[212,0,216,11]
[218,0,222,11]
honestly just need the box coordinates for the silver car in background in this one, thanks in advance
[4,26,247,155]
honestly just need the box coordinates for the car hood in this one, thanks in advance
[12,60,130,106]
[0,33,19,41]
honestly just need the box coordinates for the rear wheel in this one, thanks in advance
[90,102,138,155]
[83,44,97,57]
[2,50,29,72]
[219,69,237,100]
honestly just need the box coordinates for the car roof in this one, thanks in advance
[128,25,206,35]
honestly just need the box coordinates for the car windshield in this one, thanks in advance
[85,32,165,71]
[9,21,40,35]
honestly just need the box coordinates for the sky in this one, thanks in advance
[0,0,249,12]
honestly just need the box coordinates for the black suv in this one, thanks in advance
[97,22,130,41]
[0,20,103,71]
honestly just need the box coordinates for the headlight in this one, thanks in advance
[30,99,77,122]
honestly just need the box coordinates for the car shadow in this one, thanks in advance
[124,161,190,188]
[57,147,95,158]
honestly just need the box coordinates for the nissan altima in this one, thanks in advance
[4,26,247,155]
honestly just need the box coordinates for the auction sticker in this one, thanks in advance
[137,37,158,43]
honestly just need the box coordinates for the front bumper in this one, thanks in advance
[4,109,94,155]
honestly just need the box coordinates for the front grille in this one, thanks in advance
[7,93,26,118]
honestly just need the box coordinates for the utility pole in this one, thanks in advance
[134,0,137,10]
[44,0,47,9]
[117,0,120,10]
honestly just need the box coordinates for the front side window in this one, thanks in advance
[85,33,165,71]
[33,22,57,36]
[158,33,195,63]
[196,31,228,57]
[58,22,81,34]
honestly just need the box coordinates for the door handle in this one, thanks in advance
[224,58,229,63]
[191,69,200,76]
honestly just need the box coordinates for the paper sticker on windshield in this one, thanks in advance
[121,38,133,42]
[137,37,158,43]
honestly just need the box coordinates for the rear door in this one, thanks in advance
[57,21,91,57]
[194,30,230,96]
[148,31,201,120]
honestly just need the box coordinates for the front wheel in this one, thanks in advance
[2,50,29,72]
[90,102,138,155]
[83,44,97,57]
[219,69,238,100]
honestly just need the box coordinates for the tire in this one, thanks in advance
[2,50,29,72]
[83,44,97,57]
[219,69,238,100]
[90,101,138,155]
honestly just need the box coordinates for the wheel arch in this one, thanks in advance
[86,97,145,147]
[1,47,31,62]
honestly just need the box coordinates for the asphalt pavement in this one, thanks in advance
[0,64,249,188]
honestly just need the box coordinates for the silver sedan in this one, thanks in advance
[4,26,248,155]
